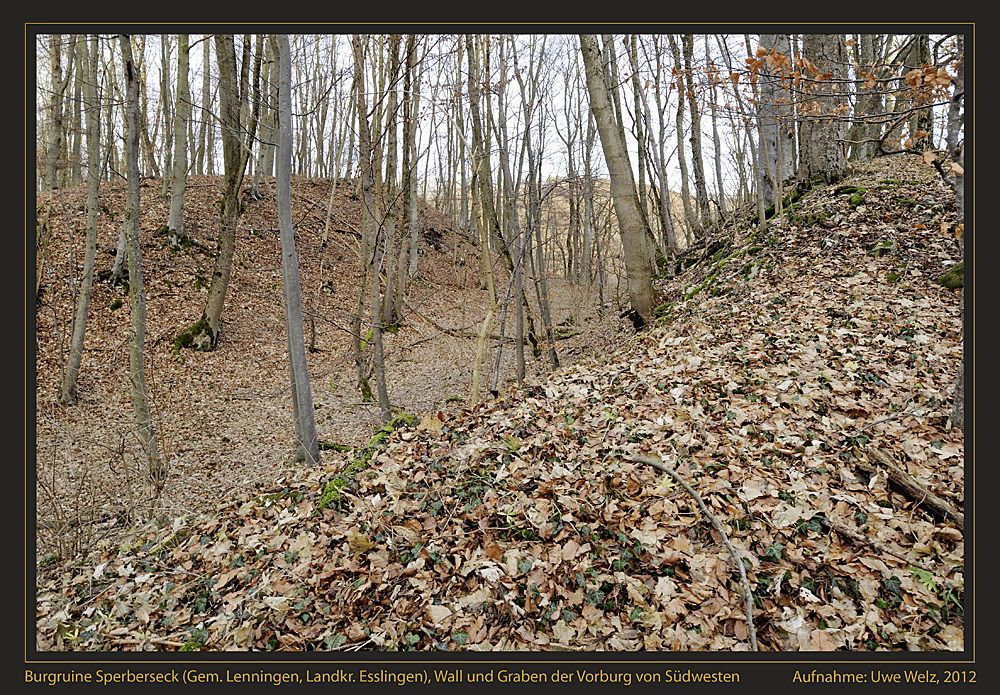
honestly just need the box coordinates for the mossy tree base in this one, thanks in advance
[173,315,215,353]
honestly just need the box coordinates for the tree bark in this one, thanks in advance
[197,34,243,349]
[197,38,211,176]
[43,34,74,190]
[167,34,190,240]
[353,35,392,423]
[756,35,797,209]
[580,34,656,327]
[682,34,712,228]
[119,34,166,496]
[382,34,401,326]
[186,34,260,350]
[797,34,847,188]
[275,34,320,466]
[947,35,965,431]
[60,34,100,405]
[160,35,173,200]
[69,36,84,186]
[666,35,695,237]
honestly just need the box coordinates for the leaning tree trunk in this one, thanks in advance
[119,34,166,498]
[275,34,320,465]
[184,34,259,350]
[580,34,656,326]
[197,35,243,349]
[60,34,100,406]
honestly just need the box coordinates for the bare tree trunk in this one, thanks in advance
[60,34,100,406]
[797,34,847,187]
[197,35,242,349]
[580,34,656,326]
[394,35,418,320]
[947,34,965,431]
[466,35,516,277]
[682,35,711,228]
[185,34,261,350]
[196,38,211,176]
[756,34,797,208]
[43,34,74,190]
[628,35,651,243]
[254,36,276,197]
[706,35,727,218]
[848,34,878,162]
[353,35,392,423]
[718,35,761,214]
[119,34,166,499]
[406,37,425,283]
[382,34,401,326]
[639,38,679,255]
[275,34,320,465]
[160,35,173,200]
[666,35,695,235]
[135,37,160,179]
[69,36,83,187]
[167,34,189,240]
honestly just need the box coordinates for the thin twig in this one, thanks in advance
[817,517,934,573]
[631,454,758,651]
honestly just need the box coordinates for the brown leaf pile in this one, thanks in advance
[35,155,965,652]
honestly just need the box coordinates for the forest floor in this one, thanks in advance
[34,173,626,558]
[34,154,966,654]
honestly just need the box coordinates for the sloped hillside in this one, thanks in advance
[35,155,965,651]
[34,173,620,562]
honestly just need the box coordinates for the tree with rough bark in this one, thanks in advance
[797,33,847,188]
[666,35,695,237]
[682,34,712,229]
[944,34,965,431]
[580,34,656,327]
[42,34,75,191]
[755,34,797,209]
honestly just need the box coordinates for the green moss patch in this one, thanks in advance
[935,263,963,289]
[318,413,416,511]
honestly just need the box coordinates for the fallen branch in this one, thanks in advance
[402,301,517,345]
[631,454,758,652]
[855,446,963,532]
[817,516,935,572]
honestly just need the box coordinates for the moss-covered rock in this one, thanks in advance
[935,262,963,289]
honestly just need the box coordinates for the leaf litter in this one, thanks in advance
[35,155,965,651]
